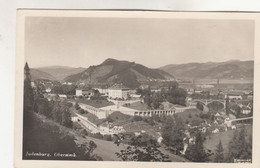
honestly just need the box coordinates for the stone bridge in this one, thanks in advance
[189,99,226,109]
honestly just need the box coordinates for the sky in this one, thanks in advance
[25,17,254,68]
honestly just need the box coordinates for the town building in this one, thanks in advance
[58,94,67,99]
[45,88,51,93]
[76,88,94,97]
[228,95,243,100]
[241,106,251,115]
[108,83,130,99]
[93,88,108,95]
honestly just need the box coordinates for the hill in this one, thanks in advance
[30,69,56,81]
[160,60,253,80]
[36,66,86,81]
[65,58,174,88]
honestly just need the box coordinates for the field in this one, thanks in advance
[204,124,253,160]
[176,108,203,124]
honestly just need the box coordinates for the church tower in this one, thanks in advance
[24,62,31,80]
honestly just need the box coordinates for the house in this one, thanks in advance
[58,94,67,99]
[111,126,125,134]
[241,106,251,115]
[157,136,163,144]
[45,88,51,93]
[226,94,242,100]
[212,128,219,134]
[71,116,79,122]
[108,83,130,99]
[201,127,207,133]
[62,82,72,85]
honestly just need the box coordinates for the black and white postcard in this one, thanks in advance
[14,10,260,168]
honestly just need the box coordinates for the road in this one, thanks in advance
[75,113,100,134]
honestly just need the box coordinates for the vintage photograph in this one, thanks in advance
[17,11,256,165]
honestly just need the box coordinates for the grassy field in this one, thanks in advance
[176,108,203,124]
[123,121,161,137]
[204,124,252,160]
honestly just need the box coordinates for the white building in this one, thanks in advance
[58,94,67,99]
[45,88,51,93]
[108,83,130,99]
[76,88,94,97]
[226,94,243,100]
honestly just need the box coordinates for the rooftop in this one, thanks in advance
[108,83,129,90]
[124,102,151,111]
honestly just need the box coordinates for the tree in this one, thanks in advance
[36,98,52,117]
[50,101,73,128]
[207,101,224,112]
[162,116,185,154]
[114,133,170,161]
[196,102,204,111]
[151,92,162,109]
[79,109,85,114]
[214,140,224,162]
[166,82,187,106]
[230,104,241,117]
[227,125,252,162]
[185,131,212,162]
[75,102,80,110]
[225,97,230,115]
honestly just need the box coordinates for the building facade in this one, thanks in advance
[108,83,130,99]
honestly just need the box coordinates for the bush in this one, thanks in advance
[73,122,83,130]
[132,116,143,122]
[103,135,113,141]
[67,102,73,107]
[196,102,204,111]
[79,109,85,114]
[199,113,210,119]
[105,116,114,123]
[143,117,156,126]
[75,102,80,110]
[81,129,89,136]
[92,132,104,139]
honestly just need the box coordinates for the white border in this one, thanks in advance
[15,10,260,168]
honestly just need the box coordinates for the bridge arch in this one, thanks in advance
[206,100,226,109]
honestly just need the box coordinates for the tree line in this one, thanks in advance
[23,65,102,160]
[136,81,187,109]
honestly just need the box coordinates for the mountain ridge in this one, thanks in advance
[30,69,57,81]
[36,66,86,81]
[160,60,253,80]
[64,58,175,88]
